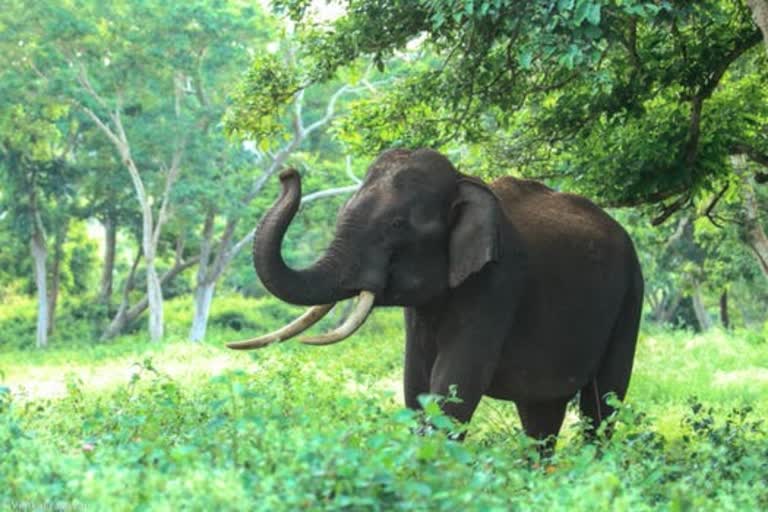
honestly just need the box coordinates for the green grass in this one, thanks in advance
[1,295,767,510]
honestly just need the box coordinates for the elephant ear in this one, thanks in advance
[448,179,500,288]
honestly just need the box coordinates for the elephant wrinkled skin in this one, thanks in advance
[232,148,644,451]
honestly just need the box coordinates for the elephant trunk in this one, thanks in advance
[252,169,355,306]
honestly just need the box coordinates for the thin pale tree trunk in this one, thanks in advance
[101,248,141,340]
[28,183,49,348]
[190,281,216,342]
[733,155,768,279]
[691,280,712,332]
[189,211,217,342]
[99,214,117,305]
[748,0,768,57]
[47,221,67,335]
[101,250,199,340]
[146,263,163,341]
[30,227,48,348]
[76,65,185,343]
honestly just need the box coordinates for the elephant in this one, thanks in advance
[228,148,644,451]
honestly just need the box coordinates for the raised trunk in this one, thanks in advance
[252,169,353,305]
[189,281,215,342]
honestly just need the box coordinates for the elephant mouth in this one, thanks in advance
[226,290,376,350]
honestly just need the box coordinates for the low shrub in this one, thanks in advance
[0,297,766,510]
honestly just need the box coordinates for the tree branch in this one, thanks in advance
[601,185,689,208]
[731,142,768,182]
[651,193,692,226]
[301,184,360,204]
[703,183,729,228]
[75,60,110,112]
[152,137,186,247]
[304,84,350,135]
[78,105,122,149]
[120,255,201,322]
[345,155,361,184]
[683,97,704,167]
[681,29,762,170]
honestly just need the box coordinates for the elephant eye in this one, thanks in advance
[391,217,407,230]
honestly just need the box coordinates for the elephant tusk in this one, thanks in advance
[226,304,335,350]
[299,291,375,346]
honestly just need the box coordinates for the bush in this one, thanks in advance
[1,297,766,509]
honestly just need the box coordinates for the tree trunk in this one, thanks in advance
[733,155,768,279]
[747,0,768,57]
[651,289,682,325]
[47,221,68,335]
[101,247,141,341]
[79,102,173,343]
[101,251,199,340]
[99,214,117,306]
[719,290,730,329]
[27,182,49,349]
[189,281,216,342]
[146,262,163,342]
[30,228,48,348]
[189,211,216,342]
[691,280,712,332]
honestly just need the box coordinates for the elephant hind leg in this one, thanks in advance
[580,271,643,439]
[516,398,569,457]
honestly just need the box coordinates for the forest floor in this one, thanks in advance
[1,301,767,510]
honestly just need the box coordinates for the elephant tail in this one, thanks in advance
[579,244,644,432]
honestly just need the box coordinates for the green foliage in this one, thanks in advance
[0,295,106,351]
[254,0,767,217]
[3,0,765,348]
[225,53,302,141]
[0,298,767,509]
[59,222,100,295]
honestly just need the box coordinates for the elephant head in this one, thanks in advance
[228,148,500,349]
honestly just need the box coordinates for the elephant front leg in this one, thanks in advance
[516,398,569,458]
[426,274,517,437]
[429,347,500,428]
[403,308,437,410]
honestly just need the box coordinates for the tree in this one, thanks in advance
[748,0,768,55]
[248,1,768,288]
[2,1,273,341]
[244,2,765,203]
[0,103,79,347]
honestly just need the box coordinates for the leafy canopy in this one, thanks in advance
[239,1,765,214]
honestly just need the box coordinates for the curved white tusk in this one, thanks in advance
[226,304,334,350]
[299,291,375,346]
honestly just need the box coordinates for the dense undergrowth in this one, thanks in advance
[1,295,767,510]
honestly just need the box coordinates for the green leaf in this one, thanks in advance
[574,0,590,24]
[519,49,533,70]
[586,3,601,25]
